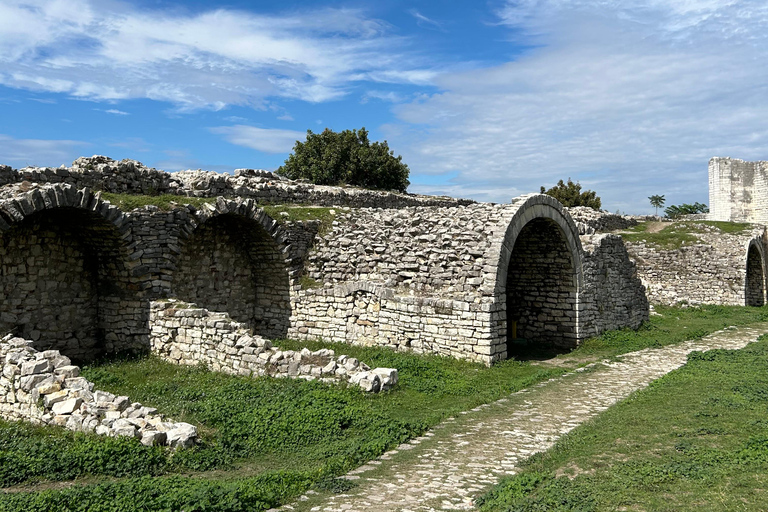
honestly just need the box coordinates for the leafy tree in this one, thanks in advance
[664,202,709,219]
[276,127,410,192]
[539,178,601,209]
[648,194,665,216]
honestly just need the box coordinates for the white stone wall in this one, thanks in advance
[709,157,768,223]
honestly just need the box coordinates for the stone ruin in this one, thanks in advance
[0,154,765,445]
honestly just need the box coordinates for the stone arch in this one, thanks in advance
[745,239,766,307]
[0,186,147,360]
[172,198,292,339]
[490,194,584,358]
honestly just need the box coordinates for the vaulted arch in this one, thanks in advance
[488,194,584,359]
[0,186,146,360]
[171,198,292,339]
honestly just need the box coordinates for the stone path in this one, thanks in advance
[287,324,768,512]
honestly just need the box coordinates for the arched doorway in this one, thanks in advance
[172,212,291,339]
[746,242,766,306]
[505,217,579,357]
[0,207,142,360]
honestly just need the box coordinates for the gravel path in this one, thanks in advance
[287,324,768,512]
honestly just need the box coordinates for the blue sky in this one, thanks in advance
[2,0,768,213]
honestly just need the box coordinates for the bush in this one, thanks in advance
[539,178,601,209]
[276,128,410,192]
[664,202,709,219]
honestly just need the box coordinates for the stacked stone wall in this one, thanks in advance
[290,283,495,363]
[150,300,397,392]
[580,234,649,336]
[1,156,472,209]
[505,218,577,349]
[0,187,149,361]
[565,207,638,234]
[173,214,291,339]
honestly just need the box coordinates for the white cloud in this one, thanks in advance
[210,125,305,154]
[0,134,87,168]
[104,109,129,115]
[387,1,768,213]
[0,1,428,109]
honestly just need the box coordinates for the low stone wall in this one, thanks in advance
[0,334,197,447]
[289,283,494,363]
[1,156,473,209]
[150,300,397,393]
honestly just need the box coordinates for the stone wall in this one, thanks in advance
[580,234,649,336]
[0,183,649,367]
[1,156,473,209]
[150,300,397,393]
[623,223,767,306]
[0,334,197,447]
[291,195,649,363]
[709,157,768,223]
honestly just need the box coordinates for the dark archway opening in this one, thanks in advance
[746,244,765,307]
[0,208,145,361]
[172,214,291,339]
[505,217,578,360]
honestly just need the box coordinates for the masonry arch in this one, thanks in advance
[745,240,766,307]
[0,186,146,360]
[172,200,292,339]
[492,195,584,359]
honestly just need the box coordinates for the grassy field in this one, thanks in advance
[2,305,768,511]
[477,336,768,511]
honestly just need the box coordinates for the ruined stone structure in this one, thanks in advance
[709,157,768,223]
[0,157,649,368]
[624,225,768,307]
[291,195,648,362]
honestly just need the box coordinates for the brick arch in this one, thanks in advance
[0,185,147,360]
[745,239,766,307]
[171,197,293,339]
[488,194,584,359]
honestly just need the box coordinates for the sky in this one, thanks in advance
[2,0,768,214]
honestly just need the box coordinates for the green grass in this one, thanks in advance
[100,193,336,232]
[3,305,768,511]
[260,205,336,233]
[621,220,753,249]
[476,336,768,511]
[574,304,768,358]
[100,192,215,211]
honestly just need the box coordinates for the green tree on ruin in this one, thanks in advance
[648,194,665,216]
[276,127,410,193]
[540,178,601,209]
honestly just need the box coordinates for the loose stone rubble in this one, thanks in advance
[565,206,639,234]
[150,300,397,393]
[0,334,197,447]
[0,156,471,208]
